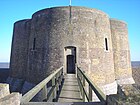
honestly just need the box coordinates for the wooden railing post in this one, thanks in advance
[52,76,56,101]
[21,67,63,103]
[75,63,77,78]
[58,70,61,89]
[89,84,92,102]
[77,67,106,102]
[82,75,85,102]
[81,74,84,101]
[59,69,63,86]
[42,85,47,101]
[56,72,59,92]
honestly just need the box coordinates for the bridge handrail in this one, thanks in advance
[77,67,106,102]
[21,66,63,103]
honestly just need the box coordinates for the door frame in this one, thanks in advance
[64,46,76,74]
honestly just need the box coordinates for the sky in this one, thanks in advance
[0,0,140,62]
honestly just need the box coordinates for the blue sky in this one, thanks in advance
[0,0,140,62]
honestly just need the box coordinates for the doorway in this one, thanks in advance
[64,46,76,74]
[67,55,75,73]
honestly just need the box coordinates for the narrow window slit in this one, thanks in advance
[105,38,108,51]
[94,20,97,26]
[33,38,36,50]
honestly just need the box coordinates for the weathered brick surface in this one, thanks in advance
[10,19,31,79]
[110,19,134,84]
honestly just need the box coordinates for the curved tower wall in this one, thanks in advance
[110,19,135,84]
[71,7,116,86]
[8,20,31,91]
[70,7,117,95]
[26,7,69,84]
[10,20,30,79]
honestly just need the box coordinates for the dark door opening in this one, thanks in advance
[67,55,75,74]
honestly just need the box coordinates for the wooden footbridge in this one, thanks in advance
[21,67,106,105]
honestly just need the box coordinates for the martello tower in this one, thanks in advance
[7,6,134,95]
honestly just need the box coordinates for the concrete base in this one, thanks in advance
[12,78,24,92]
[21,81,46,102]
[101,81,117,95]
[6,77,24,92]
[116,77,135,85]
[91,81,118,102]
[21,81,36,95]
[6,77,14,87]
[92,92,100,102]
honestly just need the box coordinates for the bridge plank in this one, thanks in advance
[58,74,82,102]
[21,102,105,105]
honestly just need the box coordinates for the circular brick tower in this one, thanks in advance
[8,6,134,96]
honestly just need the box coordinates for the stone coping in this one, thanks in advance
[32,6,109,18]
[110,18,127,25]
